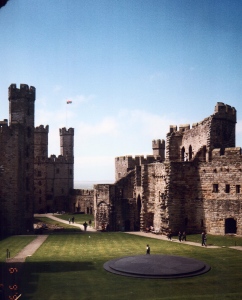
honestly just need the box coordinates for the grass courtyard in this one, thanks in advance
[1,228,242,299]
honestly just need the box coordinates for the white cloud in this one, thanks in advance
[71,94,96,104]
[53,85,62,93]
[77,117,118,138]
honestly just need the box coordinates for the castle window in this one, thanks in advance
[69,169,72,175]
[225,184,230,193]
[38,171,41,177]
[56,168,59,174]
[185,217,188,226]
[39,197,41,204]
[38,181,42,186]
[213,184,218,193]
[201,219,204,227]
[118,172,121,179]
[236,185,240,194]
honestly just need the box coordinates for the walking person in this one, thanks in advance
[178,231,182,242]
[182,231,186,241]
[201,232,207,246]
[146,244,150,254]
[83,221,88,231]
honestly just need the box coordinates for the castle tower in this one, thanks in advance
[9,84,35,127]
[34,125,49,158]
[7,84,36,233]
[152,139,165,160]
[59,127,74,160]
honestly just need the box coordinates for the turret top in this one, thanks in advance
[8,83,36,101]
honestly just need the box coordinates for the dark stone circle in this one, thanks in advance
[103,254,211,279]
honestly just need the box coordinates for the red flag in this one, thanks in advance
[66,100,72,104]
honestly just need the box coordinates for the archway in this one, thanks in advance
[189,145,192,160]
[181,147,185,161]
[225,218,237,234]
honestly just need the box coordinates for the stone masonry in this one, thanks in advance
[94,103,242,236]
[0,84,74,236]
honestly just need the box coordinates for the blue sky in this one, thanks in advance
[0,0,242,185]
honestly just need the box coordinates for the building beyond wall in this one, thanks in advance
[94,103,242,236]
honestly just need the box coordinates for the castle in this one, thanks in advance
[1,83,242,237]
[0,84,74,236]
[94,102,242,236]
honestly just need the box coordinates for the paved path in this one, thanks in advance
[6,235,48,263]
[35,213,96,232]
[125,231,220,248]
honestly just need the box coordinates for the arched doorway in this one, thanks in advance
[225,218,237,234]
[135,195,141,231]
[181,147,185,161]
[189,145,192,160]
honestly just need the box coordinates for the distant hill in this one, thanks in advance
[74,180,114,189]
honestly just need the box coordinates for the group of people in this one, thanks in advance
[178,231,186,242]
[68,217,75,224]
[68,217,92,231]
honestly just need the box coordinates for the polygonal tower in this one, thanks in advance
[8,83,36,233]
[59,127,74,160]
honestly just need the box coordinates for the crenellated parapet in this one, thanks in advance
[214,102,236,123]
[152,139,165,159]
[8,83,36,101]
[59,127,74,136]
[211,147,242,161]
[166,102,237,163]
[0,119,8,126]
[47,154,73,163]
[35,125,49,133]
[115,155,161,181]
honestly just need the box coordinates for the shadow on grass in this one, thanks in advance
[0,260,96,299]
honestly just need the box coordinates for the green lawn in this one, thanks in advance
[34,217,82,232]
[173,233,242,247]
[54,213,94,226]
[1,232,242,299]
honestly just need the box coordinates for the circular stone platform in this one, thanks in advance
[103,255,210,279]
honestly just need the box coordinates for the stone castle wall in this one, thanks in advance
[0,84,74,235]
[95,102,242,236]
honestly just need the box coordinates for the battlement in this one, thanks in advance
[59,127,74,136]
[152,139,165,149]
[35,125,49,133]
[179,124,190,132]
[212,147,242,160]
[8,83,36,101]
[72,189,94,196]
[115,155,160,166]
[47,154,72,163]
[169,125,177,133]
[213,102,236,122]
[0,119,8,126]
